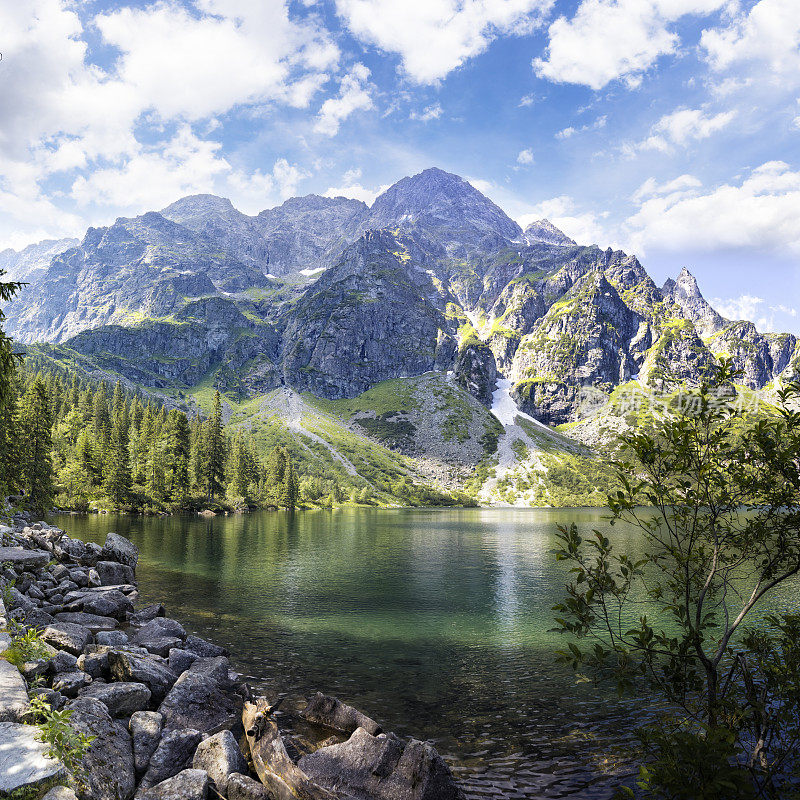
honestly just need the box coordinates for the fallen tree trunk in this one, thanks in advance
[242,698,337,800]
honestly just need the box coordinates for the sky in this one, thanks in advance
[1,0,800,334]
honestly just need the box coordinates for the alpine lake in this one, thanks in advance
[52,508,800,799]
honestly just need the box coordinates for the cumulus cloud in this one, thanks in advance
[323,168,389,204]
[710,294,797,332]
[632,174,702,202]
[702,0,800,82]
[555,114,607,139]
[626,107,736,153]
[334,0,553,84]
[534,0,727,90]
[516,148,535,165]
[625,161,800,254]
[314,64,374,136]
[410,103,443,121]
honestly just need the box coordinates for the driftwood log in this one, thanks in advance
[242,698,336,800]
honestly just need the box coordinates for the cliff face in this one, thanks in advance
[6,168,797,425]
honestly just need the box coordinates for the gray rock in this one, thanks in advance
[139,728,202,791]
[192,730,248,795]
[138,636,183,658]
[158,657,242,735]
[139,768,209,800]
[50,649,79,674]
[52,670,92,697]
[0,546,50,568]
[0,658,29,721]
[108,650,177,704]
[43,786,80,800]
[97,630,129,647]
[184,635,227,658]
[29,687,65,710]
[226,773,277,800]
[130,710,163,776]
[101,533,139,568]
[95,561,135,586]
[67,697,136,800]
[167,648,198,675]
[41,622,93,655]
[0,721,66,794]
[130,605,165,625]
[298,727,467,800]
[134,617,186,643]
[300,692,382,736]
[54,611,119,633]
[78,647,110,678]
[80,681,151,717]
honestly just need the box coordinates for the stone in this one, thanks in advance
[167,648,198,675]
[29,687,65,710]
[65,697,136,800]
[134,617,186,643]
[41,622,93,655]
[130,711,163,776]
[97,630,129,647]
[0,546,50,568]
[0,722,66,795]
[80,681,151,717]
[24,608,56,628]
[184,635,227,658]
[52,670,92,697]
[226,773,277,800]
[192,730,248,795]
[82,543,104,567]
[50,649,79,673]
[138,636,183,658]
[54,611,118,633]
[64,589,133,620]
[139,728,202,792]
[108,649,177,704]
[300,692,382,736]
[0,658,29,721]
[78,648,110,678]
[158,658,242,735]
[43,786,80,800]
[298,727,467,800]
[95,561,135,586]
[130,604,165,625]
[139,768,209,800]
[101,533,139,569]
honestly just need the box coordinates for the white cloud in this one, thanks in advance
[517,148,535,165]
[334,0,553,84]
[518,92,538,106]
[702,0,800,82]
[709,294,797,332]
[630,107,736,153]
[555,115,607,139]
[632,174,702,201]
[517,195,611,246]
[410,103,443,121]
[323,168,390,205]
[625,161,800,254]
[314,64,374,136]
[534,0,727,90]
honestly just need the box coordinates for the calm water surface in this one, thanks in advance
[52,508,800,799]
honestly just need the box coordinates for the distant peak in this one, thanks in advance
[161,194,237,219]
[521,219,575,247]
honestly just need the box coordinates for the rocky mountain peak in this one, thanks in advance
[521,219,576,247]
[662,267,727,338]
[161,194,238,222]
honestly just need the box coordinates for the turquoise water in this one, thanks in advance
[53,508,800,799]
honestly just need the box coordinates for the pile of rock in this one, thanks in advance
[0,521,466,800]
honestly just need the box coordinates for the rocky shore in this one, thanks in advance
[0,520,466,800]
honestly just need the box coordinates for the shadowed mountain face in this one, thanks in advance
[6,168,798,424]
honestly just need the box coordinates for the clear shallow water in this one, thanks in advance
[52,508,800,799]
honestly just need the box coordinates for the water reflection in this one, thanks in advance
[52,508,800,799]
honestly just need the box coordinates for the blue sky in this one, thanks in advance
[2,0,799,332]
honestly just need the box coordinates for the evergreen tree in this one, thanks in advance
[203,390,225,501]
[18,376,54,514]
[104,416,131,507]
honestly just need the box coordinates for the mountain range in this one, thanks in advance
[5,167,797,505]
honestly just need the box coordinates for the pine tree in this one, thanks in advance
[104,416,131,507]
[18,376,54,514]
[203,390,225,501]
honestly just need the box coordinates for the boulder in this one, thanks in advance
[80,682,151,717]
[134,617,186,643]
[0,546,50,568]
[54,611,118,633]
[167,648,198,675]
[50,649,79,674]
[52,670,92,698]
[0,658,29,721]
[158,658,242,735]
[192,730,248,795]
[41,622,93,655]
[43,786,80,800]
[95,561,135,586]
[300,692,382,736]
[298,727,467,800]
[108,650,177,704]
[101,534,139,569]
[67,697,136,800]
[130,605,165,625]
[97,630,129,647]
[226,773,277,800]
[138,636,183,658]
[184,635,227,658]
[0,722,66,795]
[139,769,209,800]
[78,648,110,679]
[139,728,202,792]
[130,711,163,776]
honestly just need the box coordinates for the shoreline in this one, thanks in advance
[0,517,467,800]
